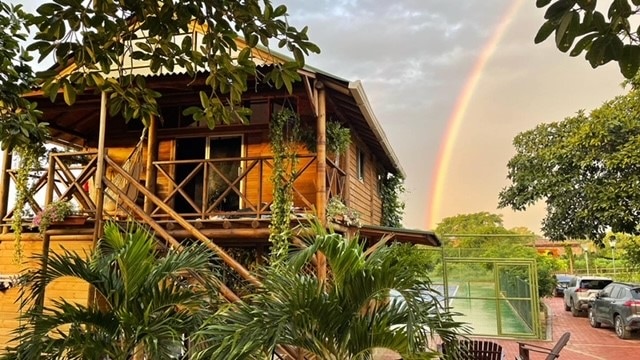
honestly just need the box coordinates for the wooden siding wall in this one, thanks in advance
[345,140,383,226]
[102,140,176,204]
[244,132,317,210]
[0,237,93,347]
[87,89,393,218]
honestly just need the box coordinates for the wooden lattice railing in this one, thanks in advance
[150,154,345,220]
[2,151,99,226]
[2,151,346,227]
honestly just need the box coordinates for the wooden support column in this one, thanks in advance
[37,153,57,310]
[144,114,158,214]
[315,81,327,282]
[93,91,108,244]
[0,149,12,233]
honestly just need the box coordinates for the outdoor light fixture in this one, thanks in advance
[581,243,590,275]
[609,235,617,279]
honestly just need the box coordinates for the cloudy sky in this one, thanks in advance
[20,0,625,234]
[283,0,625,234]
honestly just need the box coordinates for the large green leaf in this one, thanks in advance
[619,45,640,78]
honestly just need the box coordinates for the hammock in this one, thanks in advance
[103,129,147,215]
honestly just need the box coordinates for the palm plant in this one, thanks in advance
[192,221,468,360]
[3,222,219,360]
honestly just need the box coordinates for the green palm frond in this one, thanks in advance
[195,219,468,360]
[3,221,220,360]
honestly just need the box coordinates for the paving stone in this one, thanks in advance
[377,297,640,359]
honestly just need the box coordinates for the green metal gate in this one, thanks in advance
[442,257,542,339]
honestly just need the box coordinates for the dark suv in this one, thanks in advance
[589,282,640,339]
[564,276,613,316]
[554,274,575,297]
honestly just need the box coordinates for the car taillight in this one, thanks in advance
[623,300,640,307]
[576,288,588,292]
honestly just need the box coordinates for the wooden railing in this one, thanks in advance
[2,151,99,226]
[2,151,346,227]
[149,154,346,220]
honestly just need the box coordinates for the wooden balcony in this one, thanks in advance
[0,151,346,241]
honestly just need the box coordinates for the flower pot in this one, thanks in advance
[53,215,87,225]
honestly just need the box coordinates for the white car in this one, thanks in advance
[563,276,613,317]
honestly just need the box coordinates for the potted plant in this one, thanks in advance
[326,197,361,228]
[301,120,351,162]
[31,199,83,236]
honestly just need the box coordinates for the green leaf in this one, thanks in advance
[62,81,76,105]
[273,5,287,17]
[603,35,624,62]
[619,45,640,78]
[614,0,632,15]
[545,0,574,20]
[555,11,579,52]
[535,20,556,44]
[199,91,209,108]
[135,42,152,53]
[569,33,597,56]
[36,3,62,16]
[305,42,321,54]
[537,0,553,7]
[576,0,597,11]
[48,81,60,102]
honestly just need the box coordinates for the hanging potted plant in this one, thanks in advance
[301,120,351,163]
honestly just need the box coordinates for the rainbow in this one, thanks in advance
[427,0,525,229]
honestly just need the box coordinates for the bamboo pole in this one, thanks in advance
[163,228,271,238]
[37,152,57,310]
[105,157,260,286]
[86,91,109,309]
[315,81,327,282]
[93,91,108,243]
[0,149,12,233]
[144,114,158,214]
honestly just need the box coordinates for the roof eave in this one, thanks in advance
[347,81,405,178]
[358,224,441,247]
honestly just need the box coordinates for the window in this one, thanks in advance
[377,169,386,195]
[247,100,269,124]
[357,148,365,181]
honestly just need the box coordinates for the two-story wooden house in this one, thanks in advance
[0,26,439,345]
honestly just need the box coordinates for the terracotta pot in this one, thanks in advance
[54,215,87,225]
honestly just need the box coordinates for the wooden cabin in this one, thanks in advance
[0,29,439,346]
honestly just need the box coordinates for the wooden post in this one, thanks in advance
[87,91,108,309]
[93,91,108,243]
[315,81,327,282]
[144,114,158,214]
[37,152,57,310]
[0,149,12,233]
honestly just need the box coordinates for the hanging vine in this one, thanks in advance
[268,108,300,268]
[0,3,49,262]
[12,144,45,262]
[380,173,405,228]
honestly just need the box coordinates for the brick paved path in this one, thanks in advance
[377,296,639,359]
[490,296,640,359]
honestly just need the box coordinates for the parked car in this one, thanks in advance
[564,276,613,317]
[589,282,640,339]
[554,274,575,297]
